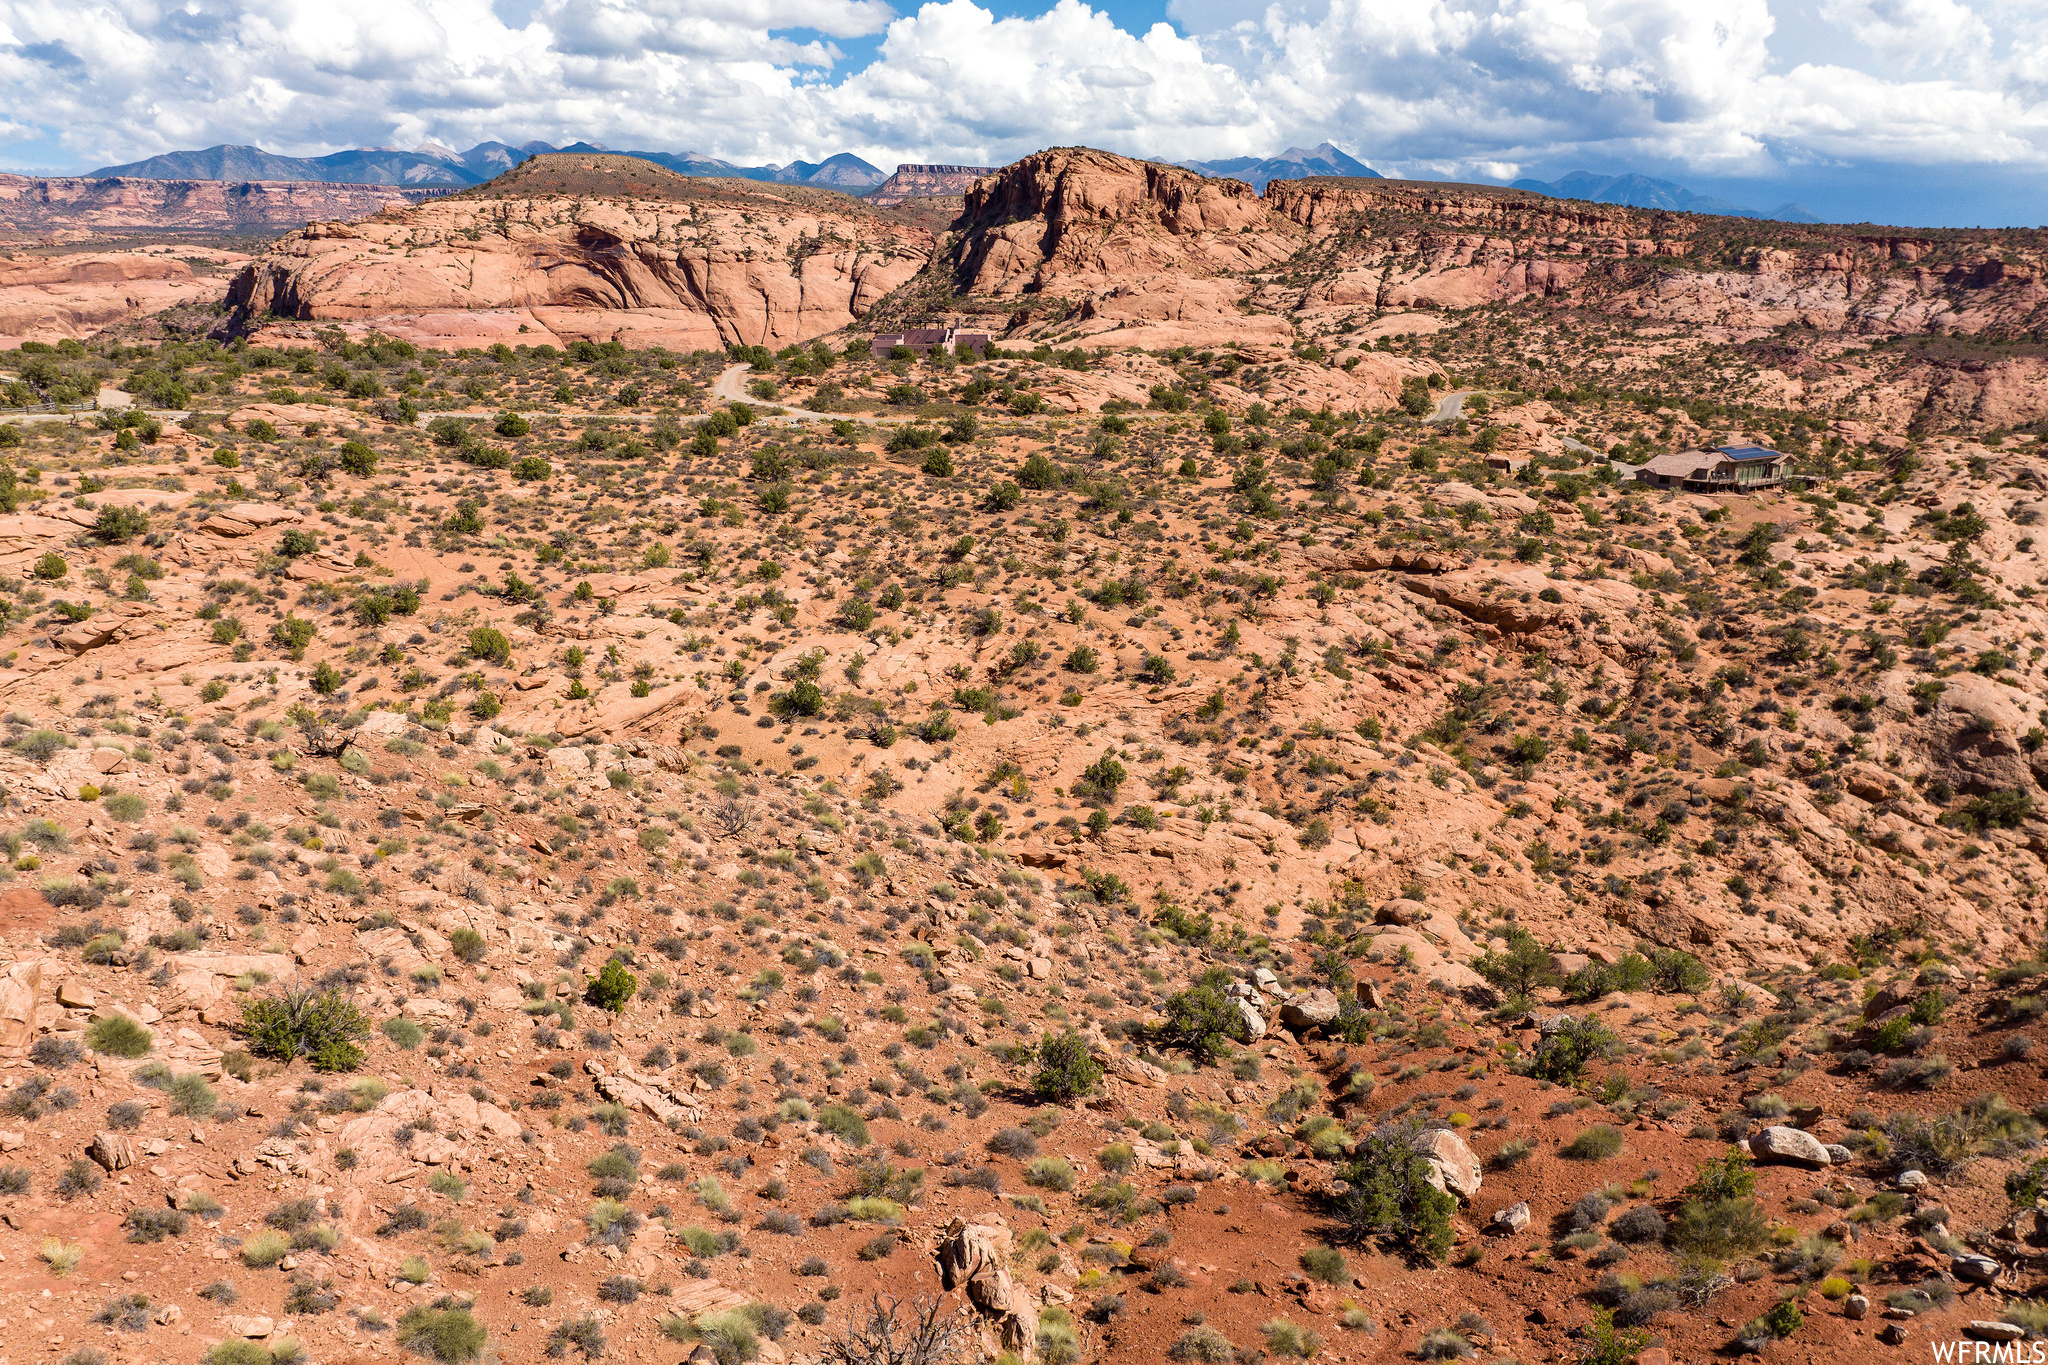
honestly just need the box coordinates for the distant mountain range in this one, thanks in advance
[1510,171,1820,223]
[87,141,891,191]
[76,142,1823,222]
[1177,142,1382,190]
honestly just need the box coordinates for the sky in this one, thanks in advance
[1,0,2046,227]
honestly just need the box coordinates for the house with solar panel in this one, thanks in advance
[1634,443,1793,493]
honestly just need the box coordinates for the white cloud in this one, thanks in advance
[0,0,2043,184]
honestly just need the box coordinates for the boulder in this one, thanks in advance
[86,1130,135,1171]
[223,1316,275,1339]
[1824,1143,1853,1165]
[1375,899,1425,926]
[1412,1128,1482,1201]
[1751,1125,1831,1168]
[1968,1323,2027,1343]
[1355,979,1384,1010]
[1846,1295,1869,1320]
[1490,1201,1530,1232]
[1897,1170,1928,1190]
[55,980,94,1009]
[1954,1254,2003,1285]
[935,1218,1037,1355]
[1233,997,1267,1042]
[1279,988,1341,1031]
[55,620,119,654]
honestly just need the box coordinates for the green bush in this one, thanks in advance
[817,1104,869,1146]
[1299,1245,1347,1284]
[240,985,370,1072]
[449,928,486,964]
[466,627,511,666]
[396,1302,485,1362]
[85,1014,152,1058]
[169,1072,217,1118]
[585,959,637,1014]
[1526,1016,1618,1082]
[242,1230,290,1267]
[1030,1030,1102,1102]
[1156,968,1250,1064]
[381,1016,424,1049]
[1329,1120,1457,1264]
[91,505,150,545]
[205,1343,271,1365]
[1562,1124,1625,1160]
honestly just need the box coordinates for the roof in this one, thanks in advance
[1639,451,1712,476]
[1716,444,1790,462]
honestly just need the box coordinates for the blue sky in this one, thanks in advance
[3,0,2046,227]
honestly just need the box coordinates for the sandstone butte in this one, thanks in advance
[224,155,936,353]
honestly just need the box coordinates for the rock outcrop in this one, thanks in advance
[226,154,932,352]
[935,1217,1038,1354]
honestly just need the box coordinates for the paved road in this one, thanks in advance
[1425,389,1473,424]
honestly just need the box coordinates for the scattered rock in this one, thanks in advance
[1954,1254,2003,1284]
[1969,1322,2027,1342]
[1846,1295,1869,1320]
[86,1130,135,1171]
[1489,1201,1530,1232]
[1278,988,1340,1031]
[1412,1128,1482,1201]
[1750,1125,1832,1168]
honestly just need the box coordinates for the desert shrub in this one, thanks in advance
[85,1014,152,1058]
[205,1344,269,1365]
[1562,1124,1625,1160]
[1527,1017,1619,1082]
[241,984,370,1071]
[988,1126,1038,1158]
[1299,1245,1347,1284]
[546,1314,607,1359]
[125,1206,189,1243]
[1025,1157,1074,1192]
[585,959,638,1014]
[817,1104,868,1146]
[1417,1327,1475,1360]
[382,1016,425,1049]
[1155,968,1249,1064]
[170,1071,217,1118]
[1169,1326,1235,1362]
[55,1158,102,1200]
[1030,1029,1102,1102]
[1329,1119,1457,1264]
[242,1230,291,1267]
[1262,1318,1321,1359]
[1734,1300,1803,1351]
[1609,1204,1668,1243]
[30,1037,82,1069]
[394,1300,486,1361]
